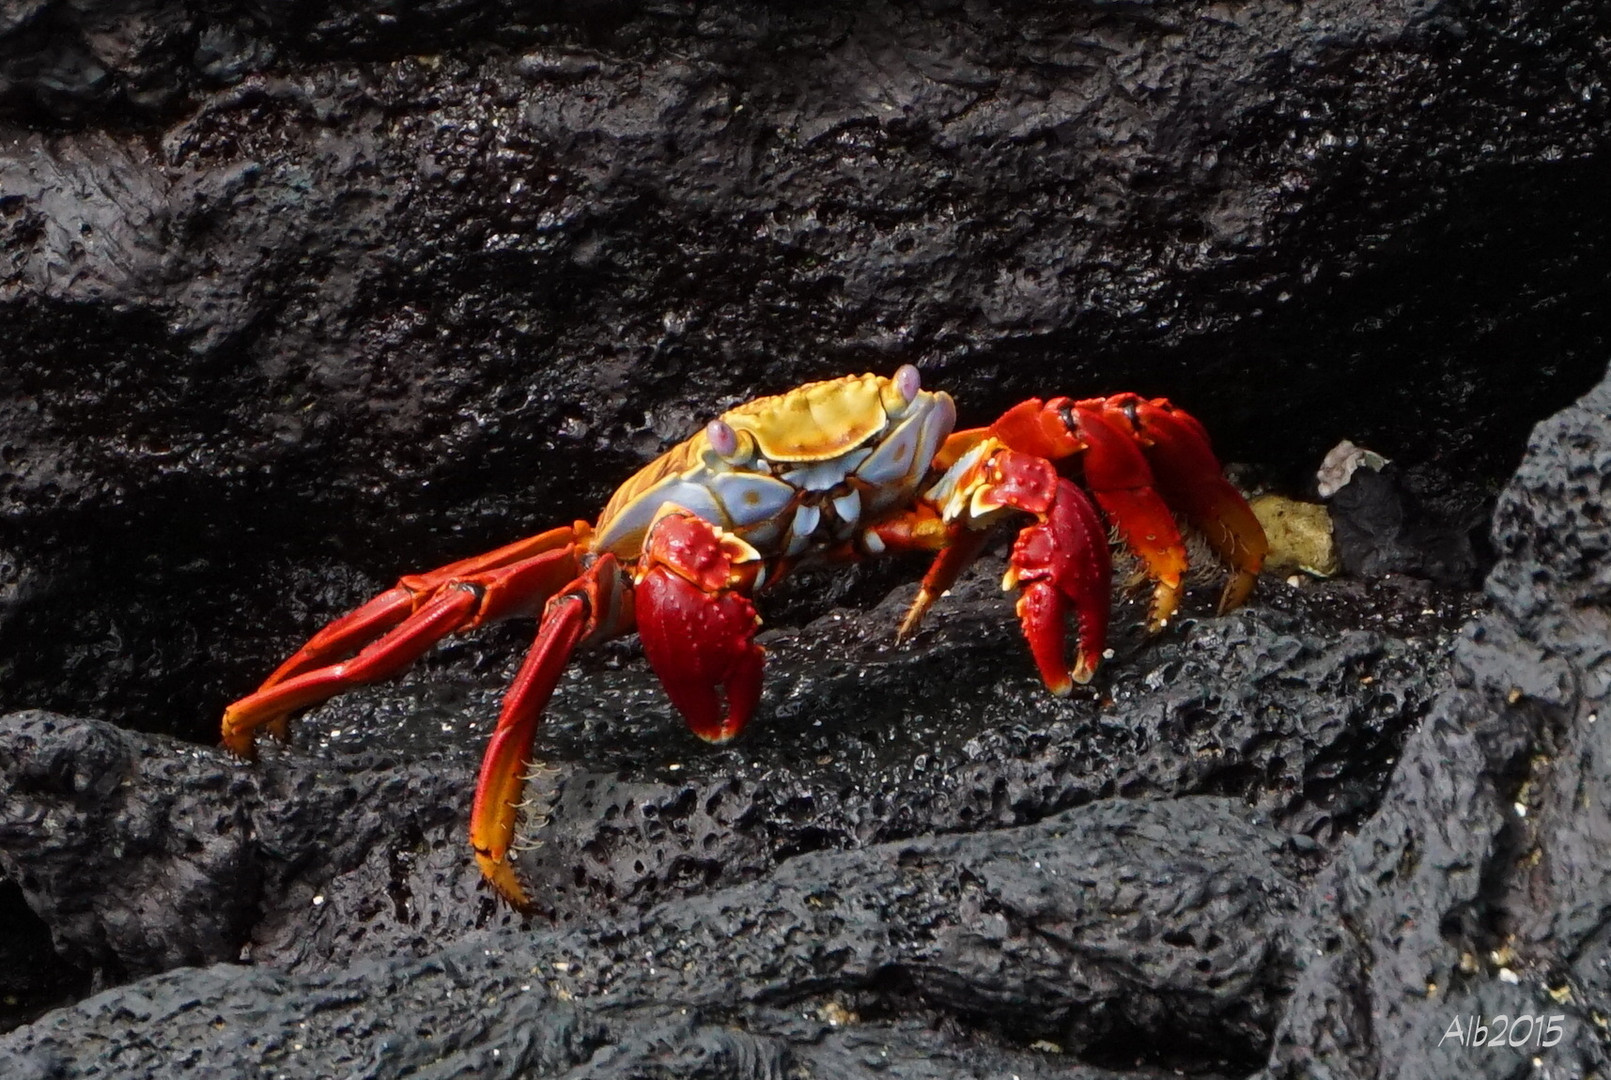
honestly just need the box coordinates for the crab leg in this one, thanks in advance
[876,444,1112,692]
[257,523,592,691]
[470,509,767,909]
[221,526,590,757]
[471,552,634,908]
[991,398,1189,630]
[895,525,989,641]
[1097,395,1269,612]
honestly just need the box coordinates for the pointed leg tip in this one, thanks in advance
[220,713,259,759]
[221,737,256,761]
[476,849,536,911]
[897,590,938,641]
[692,725,743,745]
[1147,584,1182,635]
[1071,656,1097,685]
[1217,570,1259,614]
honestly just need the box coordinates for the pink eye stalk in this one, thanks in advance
[706,419,738,457]
[894,364,921,405]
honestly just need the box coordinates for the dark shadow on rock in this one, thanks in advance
[1265,366,1611,1077]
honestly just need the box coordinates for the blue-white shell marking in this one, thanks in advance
[590,367,956,564]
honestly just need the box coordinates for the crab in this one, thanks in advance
[221,366,1267,908]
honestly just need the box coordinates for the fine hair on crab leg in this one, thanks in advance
[1098,395,1268,612]
[470,552,635,908]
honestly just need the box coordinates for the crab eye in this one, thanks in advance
[706,419,739,458]
[894,364,921,405]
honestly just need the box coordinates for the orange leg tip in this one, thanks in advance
[220,708,260,759]
[1218,569,1259,614]
[1146,582,1182,634]
[1071,652,1098,686]
[220,732,255,760]
[475,848,535,910]
[895,590,936,643]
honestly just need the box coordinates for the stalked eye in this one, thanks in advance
[894,364,921,405]
[706,419,739,458]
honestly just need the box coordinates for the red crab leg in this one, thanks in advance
[993,399,1189,631]
[633,510,765,744]
[895,525,989,642]
[1098,395,1268,612]
[873,444,1112,692]
[221,525,590,757]
[257,523,592,692]
[471,552,635,909]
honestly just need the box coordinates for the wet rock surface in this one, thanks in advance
[5,363,1608,1076]
[3,791,1308,1078]
[3,0,1609,743]
[0,568,1455,977]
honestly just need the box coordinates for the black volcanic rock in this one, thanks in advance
[1,791,1304,1078]
[0,568,1453,982]
[2,360,1606,1080]
[1265,366,1611,1079]
[3,0,1611,1074]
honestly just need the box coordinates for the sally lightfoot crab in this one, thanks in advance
[222,367,1267,908]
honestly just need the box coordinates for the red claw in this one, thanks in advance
[1007,477,1112,691]
[635,512,765,744]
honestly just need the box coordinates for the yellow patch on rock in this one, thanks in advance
[1250,495,1341,578]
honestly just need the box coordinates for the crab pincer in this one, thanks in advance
[634,510,765,745]
[1002,476,1113,692]
[991,397,1189,631]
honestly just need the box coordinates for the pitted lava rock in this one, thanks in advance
[4,362,1608,1076]
[0,570,1452,982]
[2,794,1304,1077]
[2,0,1608,741]
[1266,367,1611,1078]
